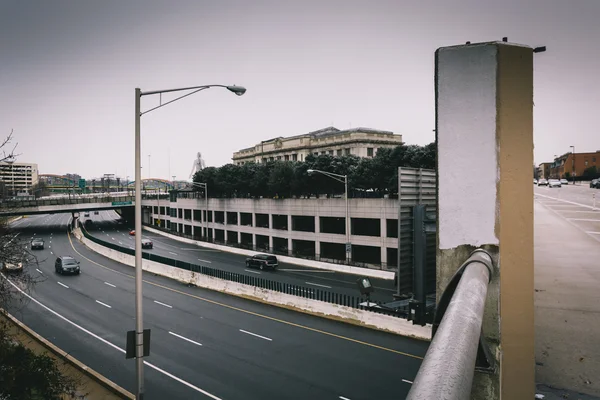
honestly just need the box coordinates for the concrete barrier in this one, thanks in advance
[142,225,395,280]
[0,310,134,399]
[75,228,431,341]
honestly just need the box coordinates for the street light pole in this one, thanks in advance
[570,145,575,185]
[132,84,245,400]
[307,169,350,262]
[133,88,144,398]
[191,182,208,239]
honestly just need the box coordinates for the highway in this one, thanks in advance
[4,213,428,400]
[82,210,397,303]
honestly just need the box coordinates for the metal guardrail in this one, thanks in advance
[406,249,494,400]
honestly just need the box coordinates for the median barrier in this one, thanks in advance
[0,310,134,399]
[142,225,395,280]
[74,228,431,341]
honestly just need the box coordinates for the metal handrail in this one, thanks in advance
[406,249,494,400]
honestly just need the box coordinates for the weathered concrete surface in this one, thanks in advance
[534,201,600,396]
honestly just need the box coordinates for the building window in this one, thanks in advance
[344,148,351,155]
[276,156,282,160]
[337,149,342,156]
[592,157,596,163]
[269,157,274,161]
[314,152,319,156]
[292,154,298,161]
[585,160,588,166]
[367,148,374,157]
[284,155,289,161]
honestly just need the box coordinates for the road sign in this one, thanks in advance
[78,178,86,189]
[345,242,352,252]
[112,201,133,206]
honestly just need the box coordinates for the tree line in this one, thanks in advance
[192,143,436,199]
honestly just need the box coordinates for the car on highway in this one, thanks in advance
[591,179,599,189]
[55,256,81,275]
[30,238,45,250]
[548,179,562,188]
[245,254,279,270]
[537,179,548,186]
[2,260,23,273]
[129,230,135,236]
[560,179,569,185]
[141,238,153,249]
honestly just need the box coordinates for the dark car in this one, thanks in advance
[591,179,599,189]
[31,238,45,250]
[55,256,81,275]
[245,254,278,270]
[141,238,153,249]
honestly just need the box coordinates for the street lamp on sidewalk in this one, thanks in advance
[190,182,208,240]
[570,145,576,185]
[306,169,351,262]
[133,84,245,399]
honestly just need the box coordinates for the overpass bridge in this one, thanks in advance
[0,194,135,217]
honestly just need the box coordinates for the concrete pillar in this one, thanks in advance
[436,41,534,400]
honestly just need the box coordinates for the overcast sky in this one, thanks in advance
[1,0,598,180]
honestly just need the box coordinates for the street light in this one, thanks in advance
[307,169,351,262]
[133,84,245,399]
[570,145,575,185]
[190,182,208,240]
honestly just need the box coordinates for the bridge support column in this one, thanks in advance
[436,41,534,399]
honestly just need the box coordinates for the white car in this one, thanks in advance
[560,179,569,185]
[537,179,548,186]
[548,179,562,188]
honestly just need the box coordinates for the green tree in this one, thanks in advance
[583,166,598,178]
[268,162,295,198]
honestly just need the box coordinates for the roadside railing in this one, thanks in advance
[406,249,495,400]
[79,225,404,318]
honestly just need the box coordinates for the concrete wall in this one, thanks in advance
[73,228,430,340]
[145,197,402,267]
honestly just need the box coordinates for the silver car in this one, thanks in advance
[548,179,562,188]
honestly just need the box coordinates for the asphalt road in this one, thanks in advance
[82,210,397,303]
[534,183,600,396]
[534,183,600,243]
[4,213,428,400]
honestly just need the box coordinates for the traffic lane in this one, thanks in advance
[85,227,393,303]
[67,227,429,357]
[19,227,426,399]
[4,284,211,400]
[89,223,396,296]
[535,185,599,208]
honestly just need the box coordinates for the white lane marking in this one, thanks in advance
[168,252,178,256]
[36,268,43,274]
[586,231,600,235]
[104,282,116,288]
[279,268,335,273]
[3,278,223,400]
[57,282,69,289]
[305,281,332,289]
[49,246,51,249]
[50,251,53,255]
[557,210,600,213]
[112,237,116,241]
[154,300,173,308]
[402,379,413,384]
[339,397,352,400]
[244,269,261,274]
[169,331,202,346]
[239,329,272,341]
[197,259,212,264]
[568,218,600,222]
[95,300,112,308]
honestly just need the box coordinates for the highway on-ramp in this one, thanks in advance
[83,210,397,303]
[4,213,428,400]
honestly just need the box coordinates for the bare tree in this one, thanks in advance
[1,129,19,163]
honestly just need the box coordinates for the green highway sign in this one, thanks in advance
[112,201,133,206]
[78,178,86,189]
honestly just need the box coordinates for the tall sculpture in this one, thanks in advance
[189,152,206,179]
